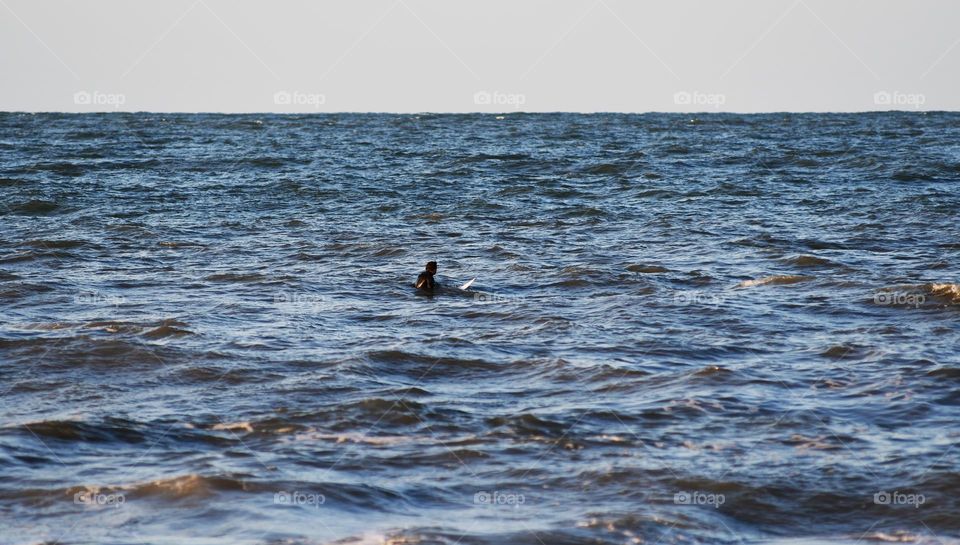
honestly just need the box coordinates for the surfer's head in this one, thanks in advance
[425,261,437,274]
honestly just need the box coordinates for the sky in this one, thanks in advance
[1,0,958,113]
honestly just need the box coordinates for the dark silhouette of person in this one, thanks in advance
[416,261,438,290]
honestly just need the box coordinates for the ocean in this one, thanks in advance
[1,111,958,545]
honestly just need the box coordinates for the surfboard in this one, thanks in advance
[460,277,476,290]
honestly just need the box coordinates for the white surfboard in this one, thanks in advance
[459,277,476,290]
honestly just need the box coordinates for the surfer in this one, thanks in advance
[415,261,438,290]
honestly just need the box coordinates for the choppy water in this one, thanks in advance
[1,112,959,545]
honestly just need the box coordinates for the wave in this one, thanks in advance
[627,264,670,273]
[860,531,927,542]
[143,323,194,338]
[127,474,250,499]
[560,206,607,218]
[555,265,621,286]
[640,189,684,201]
[7,199,61,215]
[9,472,414,508]
[366,350,499,371]
[210,421,254,433]
[0,282,55,300]
[243,156,311,168]
[819,344,873,360]
[22,239,95,250]
[486,413,571,439]
[221,118,268,130]
[26,161,84,176]
[91,158,163,170]
[61,473,420,511]
[205,272,267,282]
[737,275,813,288]
[549,278,592,288]
[692,364,734,377]
[0,249,76,263]
[195,418,306,436]
[662,144,691,154]
[780,255,843,268]
[581,162,630,175]
[287,431,415,446]
[892,169,936,182]
[762,532,958,545]
[176,365,279,386]
[83,318,193,338]
[64,130,109,141]
[453,152,532,165]
[9,415,253,449]
[157,240,205,248]
[930,283,960,303]
[11,417,149,444]
[65,474,254,502]
[876,283,960,305]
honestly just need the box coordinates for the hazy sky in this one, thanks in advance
[1,0,958,112]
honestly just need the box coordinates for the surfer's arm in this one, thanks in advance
[415,272,433,289]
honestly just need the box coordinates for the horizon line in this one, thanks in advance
[1,109,952,115]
